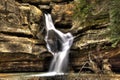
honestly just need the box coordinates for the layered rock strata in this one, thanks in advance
[0,0,119,73]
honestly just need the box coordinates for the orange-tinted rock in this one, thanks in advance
[51,3,74,29]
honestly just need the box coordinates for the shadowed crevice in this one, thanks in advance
[0,31,33,38]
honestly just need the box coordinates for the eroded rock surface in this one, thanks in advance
[0,0,120,73]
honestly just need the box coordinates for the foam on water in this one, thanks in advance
[27,72,65,77]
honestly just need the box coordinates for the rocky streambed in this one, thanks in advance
[0,73,120,80]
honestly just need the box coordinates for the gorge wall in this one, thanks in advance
[0,0,120,73]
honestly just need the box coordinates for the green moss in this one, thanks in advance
[109,0,120,47]
[73,0,92,25]
[72,0,109,27]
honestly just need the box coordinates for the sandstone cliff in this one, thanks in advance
[0,0,120,73]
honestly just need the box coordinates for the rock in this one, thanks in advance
[0,73,120,80]
[0,61,43,72]
[74,28,110,50]
[21,0,73,4]
[0,0,48,72]
[22,0,51,4]
[38,5,50,10]
[102,59,112,74]
[30,5,43,23]
[51,3,73,29]
[0,52,44,72]
[51,0,74,3]
[0,0,120,73]
[19,4,43,23]
[69,0,117,73]
[110,55,120,73]
[0,33,47,54]
[0,42,32,53]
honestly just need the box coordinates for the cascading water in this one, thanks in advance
[44,14,74,73]
[28,14,73,77]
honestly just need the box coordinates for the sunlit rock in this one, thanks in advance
[51,3,74,29]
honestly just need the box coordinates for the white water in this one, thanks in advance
[27,14,73,77]
[44,13,74,73]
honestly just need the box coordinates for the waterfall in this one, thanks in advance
[44,14,74,73]
[28,14,73,77]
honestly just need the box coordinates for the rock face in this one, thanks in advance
[0,0,120,73]
[0,0,47,72]
[51,3,73,29]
